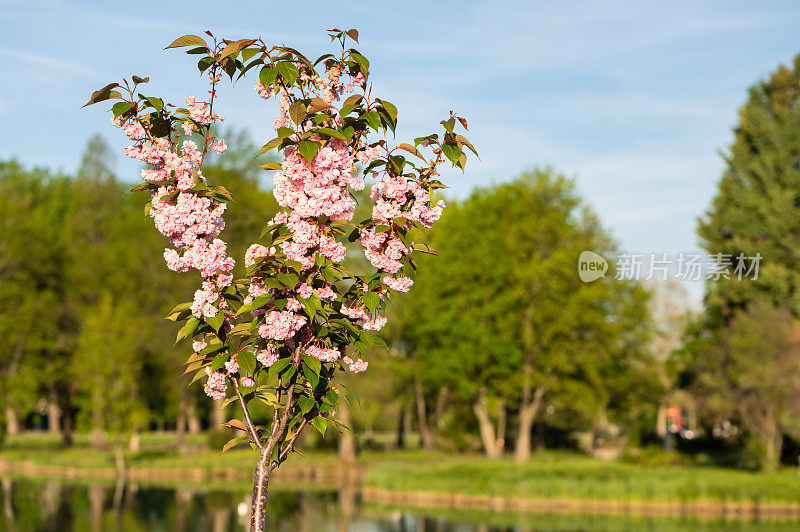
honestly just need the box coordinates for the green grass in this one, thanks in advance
[362,449,800,504]
[4,432,800,504]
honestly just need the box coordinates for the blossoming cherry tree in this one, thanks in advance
[85,28,475,531]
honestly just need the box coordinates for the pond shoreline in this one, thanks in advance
[4,457,800,520]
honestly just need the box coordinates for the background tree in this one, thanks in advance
[677,54,800,469]
[698,54,800,321]
[400,169,655,460]
[690,303,800,471]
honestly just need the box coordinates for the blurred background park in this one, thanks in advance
[4,1,800,530]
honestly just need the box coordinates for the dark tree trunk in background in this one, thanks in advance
[59,389,75,448]
[396,405,406,449]
[414,374,436,450]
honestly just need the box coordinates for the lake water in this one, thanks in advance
[2,477,799,531]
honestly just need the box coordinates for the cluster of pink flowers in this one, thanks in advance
[384,276,414,293]
[306,344,341,362]
[341,303,388,332]
[359,176,445,275]
[204,367,227,400]
[112,95,237,399]
[254,80,272,99]
[256,344,280,367]
[238,58,444,380]
[342,355,368,373]
[259,310,308,341]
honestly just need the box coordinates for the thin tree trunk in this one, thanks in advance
[2,478,14,523]
[60,391,74,448]
[395,405,406,449]
[210,397,226,430]
[128,430,140,452]
[515,385,545,463]
[338,396,356,462]
[47,385,60,435]
[3,339,25,438]
[414,375,435,450]
[187,396,201,434]
[90,393,106,449]
[473,390,502,459]
[4,406,19,437]
[762,414,782,472]
[250,453,271,532]
[497,399,507,450]
[176,391,187,451]
[433,385,449,430]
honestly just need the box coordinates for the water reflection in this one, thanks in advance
[2,477,800,531]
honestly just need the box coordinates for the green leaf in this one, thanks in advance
[241,47,259,62]
[312,416,328,436]
[442,144,461,165]
[238,350,257,376]
[222,435,248,453]
[145,96,164,112]
[268,357,292,376]
[198,57,214,74]
[363,292,380,313]
[376,99,397,122]
[112,101,134,117]
[129,182,154,193]
[166,301,193,321]
[298,396,315,415]
[303,362,320,389]
[277,272,299,288]
[206,312,225,332]
[304,355,322,376]
[258,137,282,156]
[259,67,277,87]
[200,342,227,357]
[210,351,229,371]
[363,111,381,131]
[339,104,357,117]
[165,35,208,49]
[175,317,200,344]
[297,140,321,163]
[259,162,282,171]
[349,51,370,72]
[276,61,299,85]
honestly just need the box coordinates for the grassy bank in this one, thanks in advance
[363,449,800,504]
[3,432,800,505]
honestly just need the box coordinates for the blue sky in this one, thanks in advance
[2,0,799,303]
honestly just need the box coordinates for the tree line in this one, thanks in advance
[4,55,800,470]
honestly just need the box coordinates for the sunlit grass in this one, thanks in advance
[4,432,800,504]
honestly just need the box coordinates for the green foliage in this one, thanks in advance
[680,55,800,471]
[398,169,658,446]
[698,54,800,319]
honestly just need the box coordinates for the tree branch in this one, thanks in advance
[277,417,309,462]
[231,378,263,451]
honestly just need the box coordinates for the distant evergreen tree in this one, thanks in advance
[698,54,800,320]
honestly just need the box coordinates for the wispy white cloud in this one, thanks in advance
[0,45,100,77]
